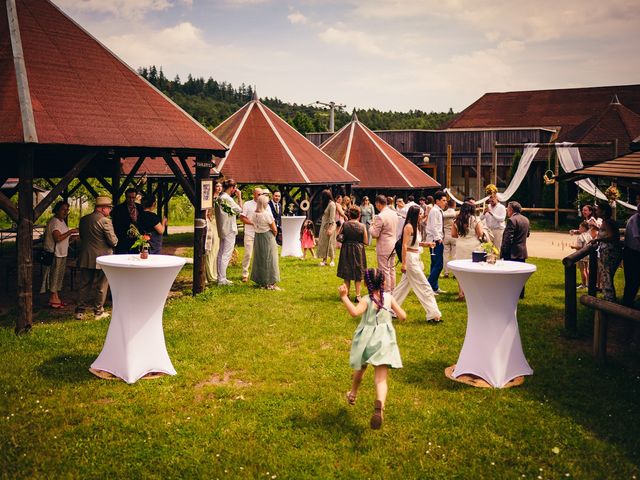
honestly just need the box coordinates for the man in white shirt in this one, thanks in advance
[481,191,507,250]
[425,190,447,293]
[215,179,250,286]
[240,187,263,282]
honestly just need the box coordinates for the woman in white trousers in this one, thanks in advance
[393,206,442,323]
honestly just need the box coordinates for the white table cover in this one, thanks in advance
[91,254,186,384]
[448,259,536,388]
[280,215,306,257]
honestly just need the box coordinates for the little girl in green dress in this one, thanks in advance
[339,268,406,430]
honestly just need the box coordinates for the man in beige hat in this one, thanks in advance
[75,195,118,320]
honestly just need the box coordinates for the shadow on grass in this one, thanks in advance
[287,407,370,448]
[36,353,97,383]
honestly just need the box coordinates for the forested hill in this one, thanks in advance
[138,66,457,134]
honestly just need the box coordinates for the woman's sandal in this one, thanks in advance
[345,391,357,406]
[370,400,384,429]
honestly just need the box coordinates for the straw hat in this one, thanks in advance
[95,196,113,207]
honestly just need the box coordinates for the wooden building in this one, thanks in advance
[1,0,227,333]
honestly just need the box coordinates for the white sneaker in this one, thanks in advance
[218,279,234,286]
[74,311,84,320]
[319,261,326,267]
[434,289,447,294]
[94,312,110,320]
[329,261,335,267]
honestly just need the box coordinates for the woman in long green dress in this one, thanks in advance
[317,189,337,267]
[250,194,281,290]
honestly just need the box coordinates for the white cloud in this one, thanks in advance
[287,10,308,24]
[54,0,191,20]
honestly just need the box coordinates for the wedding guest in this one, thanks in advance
[442,198,457,278]
[317,189,337,267]
[395,198,407,241]
[405,195,417,209]
[500,201,530,299]
[335,194,347,228]
[138,194,166,254]
[337,206,367,301]
[571,204,600,234]
[481,190,507,250]
[369,194,397,291]
[269,191,283,244]
[570,221,591,289]
[215,179,250,286]
[250,194,281,290]
[386,196,396,211]
[40,201,78,308]
[451,202,483,300]
[75,196,118,320]
[241,187,263,282]
[425,190,447,294]
[359,196,375,245]
[340,268,406,430]
[204,181,222,285]
[393,206,441,322]
[622,203,640,307]
[300,219,316,259]
[593,206,622,302]
[111,188,143,254]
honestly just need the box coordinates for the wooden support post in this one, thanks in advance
[163,182,170,236]
[16,149,34,334]
[564,262,577,332]
[554,150,559,230]
[156,180,164,233]
[588,249,598,296]
[463,167,470,197]
[476,147,482,199]
[112,157,121,206]
[192,155,211,295]
[446,144,452,188]
[593,311,608,363]
[491,142,497,186]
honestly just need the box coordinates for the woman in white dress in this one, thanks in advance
[442,198,457,278]
[451,202,483,300]
[392,206,442,323]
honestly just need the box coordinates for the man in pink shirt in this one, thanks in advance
[369,195,398,291]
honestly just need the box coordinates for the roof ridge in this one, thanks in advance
[358,123,414,188]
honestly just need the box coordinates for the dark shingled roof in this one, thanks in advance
[0,0,227,152]
[320,113,440,190]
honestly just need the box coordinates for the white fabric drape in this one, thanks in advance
[556,143,636,210]
[445,143,539,205]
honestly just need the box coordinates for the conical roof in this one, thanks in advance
[0,0,227,152]
[320,114,440,189]
[212,98,359,185]
[556,98,640,162]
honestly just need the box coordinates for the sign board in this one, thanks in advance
[195,160,214,168]
[201,180,213,210]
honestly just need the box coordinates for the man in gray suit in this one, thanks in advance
[75,196,118,320]
[500,201,530,298]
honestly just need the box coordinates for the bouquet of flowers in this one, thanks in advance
[480,242,499,255]
[215,197,238,217]
[604,185,620,205]
[485,184,498,195]
[127,224,150,251]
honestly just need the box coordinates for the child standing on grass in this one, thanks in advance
[339,268,406,430]
[570,221,590,289]
[301,219,316,259]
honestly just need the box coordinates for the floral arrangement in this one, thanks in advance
[485,184,498,195]
[127,224,150,251]
[604,185,620,204]
[480,242,499,256]
[215,197,239,217]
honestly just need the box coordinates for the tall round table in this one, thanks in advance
[90,254,186,384]
[447,259,536,388]
[280,215,306,257]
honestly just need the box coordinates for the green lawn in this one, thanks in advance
[0,242,638,479]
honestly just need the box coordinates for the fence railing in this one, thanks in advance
[562,243,598,332]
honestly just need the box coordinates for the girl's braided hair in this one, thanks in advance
[364,268,385,310]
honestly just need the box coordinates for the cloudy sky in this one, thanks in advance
[53,0,639,112]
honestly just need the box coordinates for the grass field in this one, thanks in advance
[0,241,638,479]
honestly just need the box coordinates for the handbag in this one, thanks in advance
[38,249,55,266]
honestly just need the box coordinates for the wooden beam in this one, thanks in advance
[16,148,34,334]
[0,190,18,222]
[193,155,210,295]
[116,156,145,198]
[80,178,99,199]
[162,154,196,205]
[554,151,559,230]
[179,156,195,186]
[95,175,112,193]
[491,142,498,186]
[476,147,482,199]
[34,152,96,220]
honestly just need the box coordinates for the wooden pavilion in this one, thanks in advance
[320,112,440,199]
[1,0,227,333]
[212,93,359,215]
